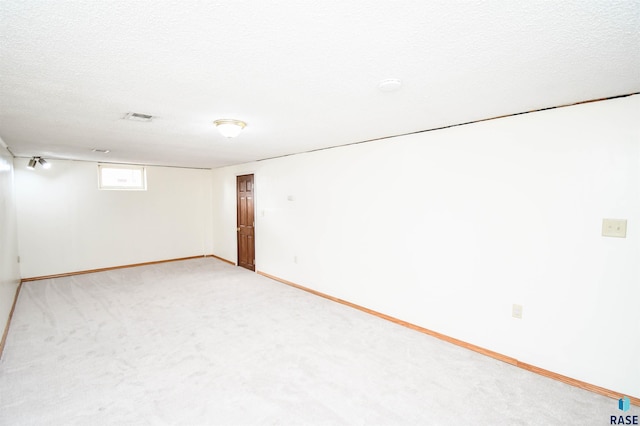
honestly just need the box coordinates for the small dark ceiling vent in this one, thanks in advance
[123,112,153,122]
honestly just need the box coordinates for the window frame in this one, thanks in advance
[98,164,147,191]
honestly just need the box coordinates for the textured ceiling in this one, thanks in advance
[1,1,639,169]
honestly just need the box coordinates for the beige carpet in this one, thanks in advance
[0,258,632,425]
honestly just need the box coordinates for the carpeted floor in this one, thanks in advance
[0,258,632,425]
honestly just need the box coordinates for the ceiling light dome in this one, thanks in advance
[378,78,402,92]
[214,119,247,138]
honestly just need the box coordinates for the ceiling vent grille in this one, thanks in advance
[123,112,153,122]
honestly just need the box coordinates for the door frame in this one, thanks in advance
[236,173,256,271]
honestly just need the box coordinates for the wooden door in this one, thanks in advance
[236,174,255,271]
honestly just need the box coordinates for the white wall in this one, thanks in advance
[0,145,21,342]
[16,160,213,278]
[212,95,640,398]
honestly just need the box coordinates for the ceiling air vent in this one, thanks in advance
[123,112,153,122]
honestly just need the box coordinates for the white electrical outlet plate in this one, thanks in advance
[512,304,523,319]
[602,219,627,238]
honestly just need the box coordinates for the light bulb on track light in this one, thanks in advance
[38,158,51,169]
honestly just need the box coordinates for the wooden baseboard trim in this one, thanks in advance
[210,254,235,266]
[0,281,23,359]
[516,362,639,405]
[257,270,640,406]
[21,255,215,282]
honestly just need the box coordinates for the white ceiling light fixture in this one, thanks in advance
[378,78,402,92]
[213,119,247,138]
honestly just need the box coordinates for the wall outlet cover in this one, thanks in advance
[602,219,627,238]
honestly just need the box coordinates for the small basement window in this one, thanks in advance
[98,164,147,190]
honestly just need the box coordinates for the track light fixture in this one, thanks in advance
[27,156,51,170]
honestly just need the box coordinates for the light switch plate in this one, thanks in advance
[602,219,627,238]
[512,304,523,319]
